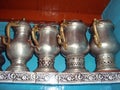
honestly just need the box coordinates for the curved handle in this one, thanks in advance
[93,18,101,48]
[57,19,67,49]
[2,36,8,46]
[2,21,19,47]
[31,25,39,47]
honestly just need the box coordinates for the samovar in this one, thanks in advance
[58,20,89,72]
[2,19,33,71]
[0,36,5,70]
[32,23,60,72]
[89,19,120,72]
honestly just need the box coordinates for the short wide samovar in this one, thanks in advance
[2,19,33,71]
[32,23,60,72]
[90,19,120,72]
[58,20,89,72]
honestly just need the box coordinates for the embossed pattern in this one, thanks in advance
[96,54,117,71]
[35,57,56,72]
[66,55,86,72]
[0,71,120,84]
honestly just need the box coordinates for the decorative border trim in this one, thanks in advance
[0,71,120,84]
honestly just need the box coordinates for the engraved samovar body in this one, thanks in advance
[0,36,5,70]
[32,23,60,72]
[58,20,89,72]
[3,19,33,71]
[90,19,120,72]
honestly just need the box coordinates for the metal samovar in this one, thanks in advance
[2,19,33,71]
[0,36,5,70]
[32,23,60,72]
[90,19,120,72]
[58,20,89,72]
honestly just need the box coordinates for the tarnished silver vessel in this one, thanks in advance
[32,23,60,72]
[90,19,120,72]
[0,36,5,71]
[2,19,33,71]
[58,20,89,72]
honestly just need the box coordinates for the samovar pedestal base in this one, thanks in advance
[65,54,87,72]
[7,59,29,71]
[95,53,119,72]
[35,56,56,72]
[7,65,29,71]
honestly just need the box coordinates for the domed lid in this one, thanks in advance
[66,19,86,25]
[63,19,87,32]
[13,18,31,32]
[92,19,114,30]
[90,19,114,34]
[38,22,59,33]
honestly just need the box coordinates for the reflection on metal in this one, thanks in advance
[3,19,33,72]
[32,23,60,72]
[58,20,89,72]
[90,19,120,72]
[0,71,120,84]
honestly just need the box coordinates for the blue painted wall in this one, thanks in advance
[0,0,120,89]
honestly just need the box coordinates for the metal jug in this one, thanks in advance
[0,36,5,70]
[2,19,33,71]
[32,23,60,72]
[58,20,89,72]
[89,19,120,72]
